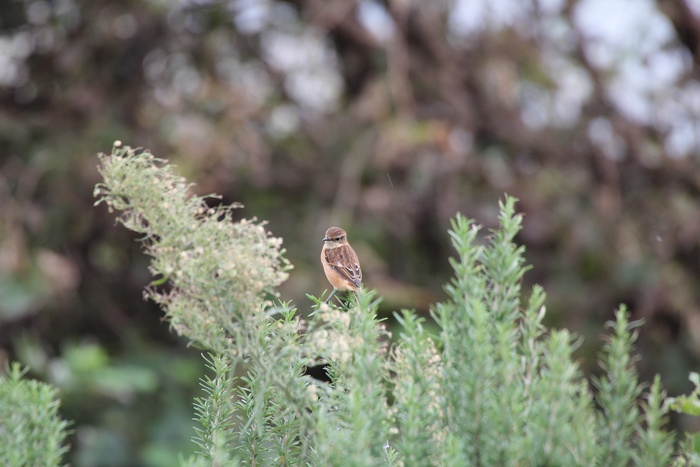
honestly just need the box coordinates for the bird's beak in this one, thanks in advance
[322,236,330,242]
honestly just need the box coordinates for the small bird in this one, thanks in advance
[321,226,362,303]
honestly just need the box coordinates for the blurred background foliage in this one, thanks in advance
[1,0,700,464]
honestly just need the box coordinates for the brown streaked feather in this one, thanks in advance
[323,244,362,289]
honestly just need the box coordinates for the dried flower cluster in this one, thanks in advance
[95,144,290,351]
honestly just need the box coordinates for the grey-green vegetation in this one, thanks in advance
[90,145,698,465]
[0,363,70,466]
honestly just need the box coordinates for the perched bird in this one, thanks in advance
[321,226,362,303]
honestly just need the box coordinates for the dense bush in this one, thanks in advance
[92,146,695,465]
[0,363,70,466]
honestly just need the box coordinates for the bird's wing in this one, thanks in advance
[324,245,362,289]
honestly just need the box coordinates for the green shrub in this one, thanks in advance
[0,363,70,466]
[95,143,692,466]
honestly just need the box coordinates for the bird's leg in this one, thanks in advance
[340,291,354,308]
[332,290,356,309]
[325,288,339,303]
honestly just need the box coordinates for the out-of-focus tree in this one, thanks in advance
[1,0,700,462]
